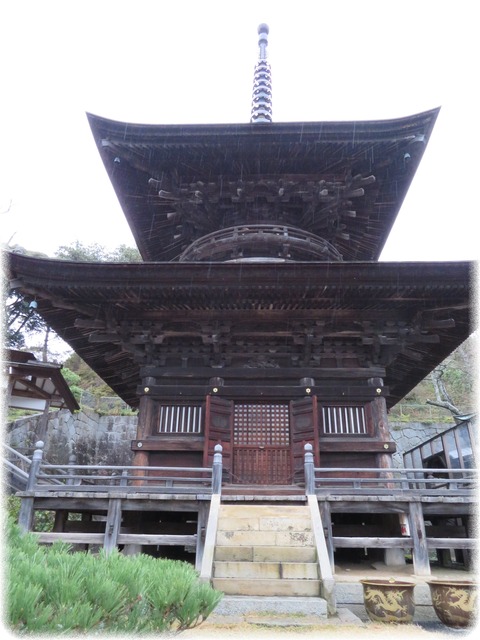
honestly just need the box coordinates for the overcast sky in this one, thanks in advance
[1,0,478,262]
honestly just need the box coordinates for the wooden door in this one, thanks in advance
[290,396,320,482]
[232,403,291,484]
[203,396,233,479]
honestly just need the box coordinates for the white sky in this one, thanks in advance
[1,0,479,262]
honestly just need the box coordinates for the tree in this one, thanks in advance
[55,241,141,262]
[5,291,47,351]
[425,335,477,418]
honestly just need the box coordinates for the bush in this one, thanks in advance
[5,518,222,634]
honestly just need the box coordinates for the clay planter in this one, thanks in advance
[360,578,415,623]
[427,580,477,629]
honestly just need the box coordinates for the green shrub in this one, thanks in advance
[5,518,222,634]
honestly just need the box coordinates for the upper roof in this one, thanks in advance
[87,107,439,262]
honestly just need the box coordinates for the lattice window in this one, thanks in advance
[233,403,290,445]
[321,405,367,435]
[157,405,203,434]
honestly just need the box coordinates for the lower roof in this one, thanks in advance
[7,252,474,409]
[5,349,79,413]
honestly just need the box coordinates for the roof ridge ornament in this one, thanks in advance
[250,23,273,124]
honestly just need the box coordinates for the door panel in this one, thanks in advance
[203,396,233,477]
[290,396,320,482]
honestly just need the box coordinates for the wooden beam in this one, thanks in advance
[426,538,477,549]
[318,439,397,453]
[332,536,412,548]
[138,385,389,399]
[130,437,204,452]
[140,365,387,379]
[116,533,197,546]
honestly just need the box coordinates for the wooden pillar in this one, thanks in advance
[133,390,156,482]
[368,378,392,470]
[53,510,68,532]
[464,515,473,569]
[408,501,430,576]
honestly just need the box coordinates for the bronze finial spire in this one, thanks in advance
[250,23,272,123]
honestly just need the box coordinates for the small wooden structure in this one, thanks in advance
[5,349,79,415]
[6,25,476,591]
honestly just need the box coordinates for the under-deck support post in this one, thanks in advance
[104,498,122,555]
[409,501,430,576]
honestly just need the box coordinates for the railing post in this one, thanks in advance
[66,453,77,485]
[18,441,44,532]
[212,444,223,495]
[26,441,44,490]
[304,443,315,495]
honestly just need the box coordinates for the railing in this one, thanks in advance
[3,443,31,490]
[3,441,68,490]
[18,442,223,496]
[303,443,477,497]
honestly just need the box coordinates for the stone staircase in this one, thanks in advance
[212,504,322,597]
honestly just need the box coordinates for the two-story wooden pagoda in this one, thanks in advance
[8,26,475,590]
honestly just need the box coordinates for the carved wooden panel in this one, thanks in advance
[232,403,291,484]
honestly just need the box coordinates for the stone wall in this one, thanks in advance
[7,410,454,467]
[7,409,137,466]
[389,420,453,467]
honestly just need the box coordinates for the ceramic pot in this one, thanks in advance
[360,578,415,623]
[427,580,477,629]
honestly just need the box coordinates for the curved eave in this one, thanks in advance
[7,252,472,409]
[87,108,440,263]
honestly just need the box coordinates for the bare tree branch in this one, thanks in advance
[426,365,460,415]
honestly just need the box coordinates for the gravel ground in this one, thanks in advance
[181,605,477,639]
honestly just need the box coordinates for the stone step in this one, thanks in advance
[219,504,310,518]
[217,514,312,532]
[214,544,317,563]
[213,577,322,597]
[214,560,319,580]
[216,528,314,547]
[212,504,320,598]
